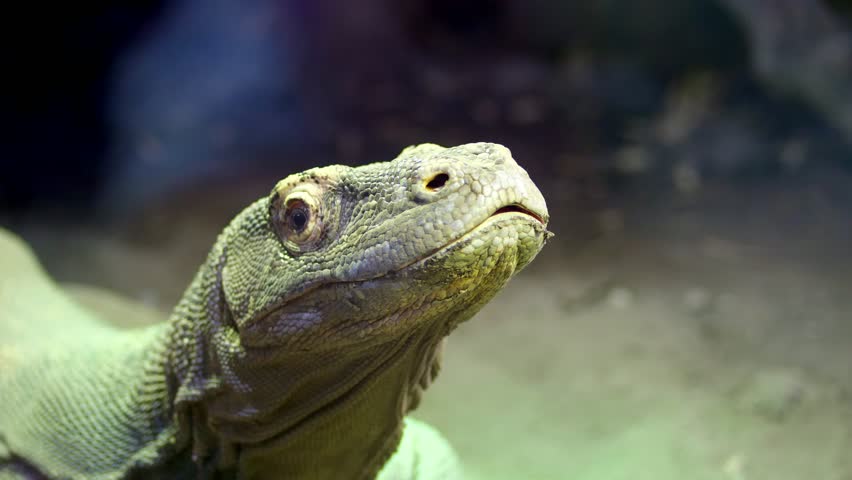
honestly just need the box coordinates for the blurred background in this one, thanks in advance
[2,1,851,478]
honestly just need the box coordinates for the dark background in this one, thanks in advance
[2,0,849,218]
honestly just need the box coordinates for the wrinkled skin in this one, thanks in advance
[0,143,550,480]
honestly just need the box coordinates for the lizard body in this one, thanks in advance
[0,143,549,479]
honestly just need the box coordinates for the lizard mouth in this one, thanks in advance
[491,204,546,225]
[252,202,549,321]
[412,201,549,267]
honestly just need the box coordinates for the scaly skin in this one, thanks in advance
[0,143,550,480]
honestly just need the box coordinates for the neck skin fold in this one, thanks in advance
[162,250,445,480]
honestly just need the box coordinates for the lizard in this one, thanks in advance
[0,142,550,480]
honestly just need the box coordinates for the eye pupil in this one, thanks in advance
[289,208,308,231]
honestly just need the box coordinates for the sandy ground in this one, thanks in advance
[7,164,852,480]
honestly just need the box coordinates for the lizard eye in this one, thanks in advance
[272,190,324,252]
[286,200,310,233]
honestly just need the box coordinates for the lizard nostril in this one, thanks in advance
[425,173,449,191]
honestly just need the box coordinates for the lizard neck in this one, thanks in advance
[235,330,445,480]
[164,244,446,480]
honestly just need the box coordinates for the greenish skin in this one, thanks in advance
[0,143,550,480]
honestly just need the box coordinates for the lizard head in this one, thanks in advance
[219,142,550,351]
[175,142,550,466]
